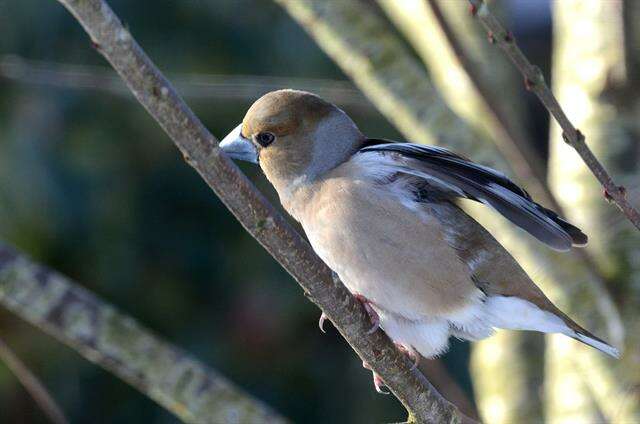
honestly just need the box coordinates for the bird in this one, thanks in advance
[219,89,619,390]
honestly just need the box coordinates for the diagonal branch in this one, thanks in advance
[420,359,479,421]
[0,243,287,424]
[467,0,640,232]
[53,0,471,423]
[274,0,622,341]
[0,336,69,424]
[422,0,557,211]
[418,0,615,330]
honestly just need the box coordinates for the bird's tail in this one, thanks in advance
[564,327,620,358]
[535,204,588,247]
[484,296,620,358]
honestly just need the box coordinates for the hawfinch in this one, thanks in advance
[220,90,618,376]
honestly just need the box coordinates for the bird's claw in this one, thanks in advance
[373,373,389,394]
[395,343,420,370]
[354,294,380,334]
[362,361,390,394]
[319,312,328,333]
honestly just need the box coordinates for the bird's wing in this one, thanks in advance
[358,141,587,251]
[425,198,617,357]
[423,197,554,304]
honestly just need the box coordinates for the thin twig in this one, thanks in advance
[0,243,287,424]
[0,336,69,424]
[424,0,618,332]
[467,0,640,232]
[53,0,472,423]
[0,55,372,111]
[423,0,558,211]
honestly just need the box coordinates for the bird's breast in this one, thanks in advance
[294,172,480,319]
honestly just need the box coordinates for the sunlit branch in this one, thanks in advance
[468,0,640,232]
[53,0,472,422]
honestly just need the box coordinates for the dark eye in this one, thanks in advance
[255,132,275,147]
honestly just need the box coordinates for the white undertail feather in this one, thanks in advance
[341,153,618,358]
[374,295,619,359]
[377,310,451,358]
[483,296,619,358]
[483,296,568,332]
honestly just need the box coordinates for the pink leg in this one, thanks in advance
[353,293,380,335]
[362,361,390,394]
[395,343,420,370]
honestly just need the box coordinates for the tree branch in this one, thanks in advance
[0,243,287,424]
[548,1,640,420]
[275,0,622,342]
[419,0,556,211]
[0,336,69,424]
[468,0,640,232]
[53,0,471,422]
[271,3,627,421]
[420,359,479,421]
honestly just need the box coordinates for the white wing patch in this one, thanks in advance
[356,143,587,251]
[484,296,568,332]
[350,151,466,196]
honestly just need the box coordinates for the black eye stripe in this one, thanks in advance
[255,132,275,147]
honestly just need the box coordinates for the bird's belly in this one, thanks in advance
[301,184,477,319]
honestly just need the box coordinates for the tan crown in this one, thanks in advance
[241,89,364,193]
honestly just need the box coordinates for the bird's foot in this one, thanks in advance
[353,293,380,334]
[362,361,390,394]
[318,312,328,333]
[395,343,420,370]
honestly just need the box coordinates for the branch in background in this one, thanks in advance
[276,0,622,339]
[468,0,640,232]
[373,2,546,421]
[0,336,69,424]
[547,1,640,421]
[0,243,287,424]
[53,1,471,423]
[273,2,628,422]
[0,55,372,112]
[420,359,479,421]
[2,39,476,424]
[407,6,621,417]
[422,0,558,212]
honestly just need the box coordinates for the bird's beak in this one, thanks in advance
[219,123,258,164]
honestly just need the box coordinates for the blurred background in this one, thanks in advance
[1,0,637,423]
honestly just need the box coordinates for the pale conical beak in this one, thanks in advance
[219,123,258,164]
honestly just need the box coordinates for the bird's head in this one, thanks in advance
[220,90,364,192]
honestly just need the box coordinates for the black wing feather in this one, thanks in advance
[360,141,587,251]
